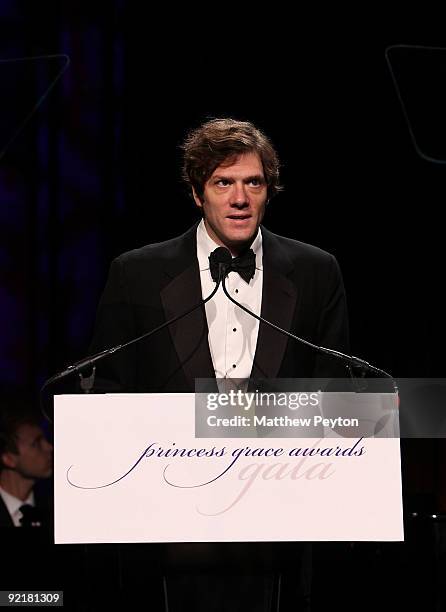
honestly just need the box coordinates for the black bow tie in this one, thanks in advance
[209,248,256,284]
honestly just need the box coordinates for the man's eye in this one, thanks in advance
[248,178,265,187]
[216,179,230,186]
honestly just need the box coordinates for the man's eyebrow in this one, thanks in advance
[244,174,265,182]
[211,174,265,181]
[211,173,234,179]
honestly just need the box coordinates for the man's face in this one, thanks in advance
[193,152,268,254]
[3,423,53,481]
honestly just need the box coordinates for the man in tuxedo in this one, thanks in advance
[91,118,349,393]
[0,398,53,528]
[88,118,350,611]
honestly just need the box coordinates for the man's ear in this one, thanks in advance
[1,451,18,470]
[192,187,203,209]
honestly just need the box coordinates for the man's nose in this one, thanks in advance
[230,183,249,207]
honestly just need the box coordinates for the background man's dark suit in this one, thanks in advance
[90,222,349,391]
[0,482,53,529]
[0,495,14,527]
[0,486,75,597]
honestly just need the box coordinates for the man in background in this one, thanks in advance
[0,395,53,528]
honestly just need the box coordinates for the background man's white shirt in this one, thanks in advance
[0,485,35,527]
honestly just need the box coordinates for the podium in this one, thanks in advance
[53,392,403,610]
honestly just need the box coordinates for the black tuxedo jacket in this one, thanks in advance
[90,223,349,392]
[0,483,52,529]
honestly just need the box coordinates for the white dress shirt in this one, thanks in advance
[196,220,263,382]
[0,485,35,527]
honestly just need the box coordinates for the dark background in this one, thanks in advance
[1,3,446,610]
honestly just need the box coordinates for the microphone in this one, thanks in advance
[40,258,229,422]
[216,247,397,390]
[211,246,232,281]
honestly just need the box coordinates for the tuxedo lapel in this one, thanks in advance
[251,227,298,379]
[159,224,298,387]
[160,224,215,391]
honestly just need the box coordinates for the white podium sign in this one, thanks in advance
[54,393,403,543]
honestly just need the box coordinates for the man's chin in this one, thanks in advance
[225,229,258,249]
[224,239,253,255]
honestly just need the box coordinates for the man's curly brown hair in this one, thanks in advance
[182,118,283,201]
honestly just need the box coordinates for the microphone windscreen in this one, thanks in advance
[211,247,232,265]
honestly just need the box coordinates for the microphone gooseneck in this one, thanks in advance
[42,244,398,423]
